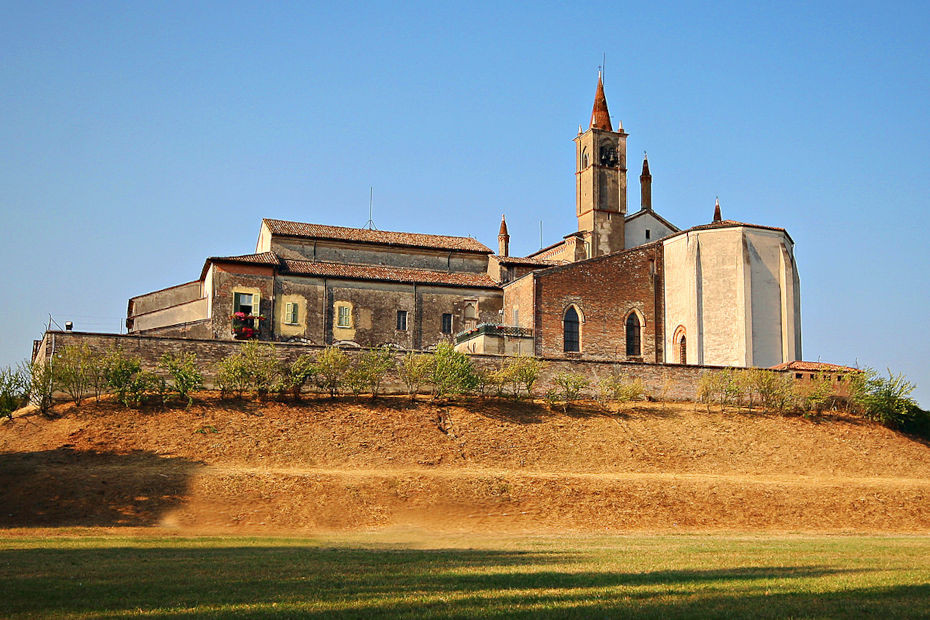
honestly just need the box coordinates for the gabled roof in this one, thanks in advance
[281,259,499,289]
[625,208,680,232]
[263,218,492,254]
[200,251,499,289]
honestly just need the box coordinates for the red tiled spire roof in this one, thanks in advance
[498,214,509,237]
[713,197,722,223]
[641,153,651,177]
[589,72,612,131]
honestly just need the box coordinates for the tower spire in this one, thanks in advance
[498,214,510,257]
[640,153,652,212]
[713,197,722,222]
[589,71,612,131]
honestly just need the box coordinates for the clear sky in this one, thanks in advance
[2,1,928,405]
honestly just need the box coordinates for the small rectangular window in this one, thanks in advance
[337,305,351,328]
[234,292,254,315]
[512,308,519,325]
[795,373,803,379]
[809,374,816,379]
[837,375,844,382]
[441,313,453,334]
[284,302,299,325]
[396,310,408,331]
[645,229,651,239]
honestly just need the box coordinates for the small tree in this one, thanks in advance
[861,369,919,429]
[399,352,433,401]
[0,363,30,420]
[53,344,94,406]
[552,371,589,412]
[501,355,544,399]
[215,353,250,399]
[430,342,478,399]
[799,371,835,415]
[159,352,203,407]
[359,346,396,399]
[287,354,317,400]
[29,361,54,416]
[103,348,143,407]
[240,341,281,399]
[316,346,350,397]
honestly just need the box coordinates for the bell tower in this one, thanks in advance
[574,72,627,257]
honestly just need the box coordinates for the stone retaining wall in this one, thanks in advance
[34,330,784,401]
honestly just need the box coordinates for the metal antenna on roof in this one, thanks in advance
[363,186,377,230]
[539,220,543,249]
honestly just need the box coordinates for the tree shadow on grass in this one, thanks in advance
[0,544,894,619]
[0,447,203,528]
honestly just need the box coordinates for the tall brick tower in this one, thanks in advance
[574,72,627,257]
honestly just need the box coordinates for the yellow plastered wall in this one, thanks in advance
[332,300,356,341]
[276,294,306,338]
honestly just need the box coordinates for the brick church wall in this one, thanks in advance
[533,242,664,362]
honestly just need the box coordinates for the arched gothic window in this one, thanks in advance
[581,148,589,169]
[563,306,580,353]
[679,335,687,365]
[625,313,641,356]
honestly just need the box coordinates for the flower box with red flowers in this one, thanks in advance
[231,312,265,339]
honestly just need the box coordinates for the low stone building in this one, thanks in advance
[124,74,802,367]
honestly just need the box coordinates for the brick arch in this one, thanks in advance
[624,309,645,357]
[673,325,687,365]
[563,304,583,353]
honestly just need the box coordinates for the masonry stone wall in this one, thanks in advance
[34,330,783,402]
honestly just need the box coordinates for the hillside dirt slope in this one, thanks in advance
[2,394,929,534]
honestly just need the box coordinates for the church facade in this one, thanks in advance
[126,76,801,368]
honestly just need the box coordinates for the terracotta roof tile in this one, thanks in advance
[770,361,861,373]
[264,218,492,254]
[207,251,282,266]
[494,255,564,266]
[281,259,499,289]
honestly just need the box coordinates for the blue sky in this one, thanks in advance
[2,1,928,404]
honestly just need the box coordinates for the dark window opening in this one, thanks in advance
[564,306,580,353]
[396,310,408,331]
[441,313,453,334]
[625,313,641,356]
[645,229,651,240]
[795,373,803,379]
[837,375,844,382]
[679,335,687,364]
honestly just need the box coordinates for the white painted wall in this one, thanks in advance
[625,211,677,249]
[662,225,801,368]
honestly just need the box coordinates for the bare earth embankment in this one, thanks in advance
[2,395,929,534]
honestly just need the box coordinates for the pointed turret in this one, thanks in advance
[589,72,612,131]
[640,153,652,211]
[498,214,510,257]
[713,197,722,223]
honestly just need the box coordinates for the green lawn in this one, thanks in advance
[2,533,929,618]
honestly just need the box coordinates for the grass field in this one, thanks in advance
[2,533,930,618]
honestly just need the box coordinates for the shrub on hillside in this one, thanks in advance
[596,371,645,410]
[316,346,350,397]
[55,344,109,405]
[853,369,922,431]
[158,352,203,408]
[0,363,30,420]
[498,355,544,399]
[430,343,478,399]
[357,346,396,399]
[399,352,433,401]
[797,371,837,415]
[549,371,589,412]
[286,354,317,400]
[29,361,54,416]
[103,349,144,407]
[215,353,250,400]
[240,341,282,399]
